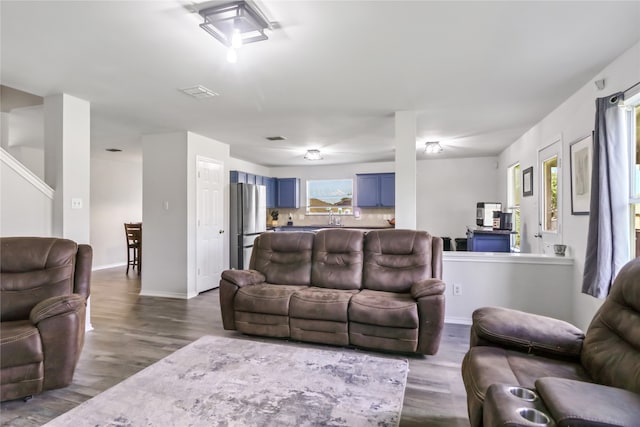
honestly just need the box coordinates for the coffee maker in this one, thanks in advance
[476,202,501,227]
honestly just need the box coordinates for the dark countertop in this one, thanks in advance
[268,225,394,231]
[469,228,515,235]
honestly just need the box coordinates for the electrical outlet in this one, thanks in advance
[453,283,462,296]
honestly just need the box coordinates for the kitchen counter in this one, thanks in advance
[268,225,394,232]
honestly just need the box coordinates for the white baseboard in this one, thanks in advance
[139,290,198,299]
[92,262,126,271]
[445,316,472,325]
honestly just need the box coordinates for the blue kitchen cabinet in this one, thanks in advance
[277,178,300,208]
[265,177,277,208]
[468,231,511,252]
[246,173,256,185]
[255,175,265,185]
[230,170,247,183]
[356,173,395,207]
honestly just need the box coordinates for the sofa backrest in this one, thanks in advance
[582,257,640,393]
[0,237,92,322]
[250,232,315,285]
[362,229,442,293]
[311,229,365,290]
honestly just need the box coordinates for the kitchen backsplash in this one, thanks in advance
[268,207,395,228]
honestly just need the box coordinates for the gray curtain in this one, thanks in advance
[582,92,630,298]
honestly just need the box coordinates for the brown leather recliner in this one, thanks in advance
[219,228,445,355]
[461,257,640,427]
[0,237,92,402]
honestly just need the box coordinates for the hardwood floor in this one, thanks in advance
[1,267,472,427]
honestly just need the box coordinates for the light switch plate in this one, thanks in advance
[71,198,83,209]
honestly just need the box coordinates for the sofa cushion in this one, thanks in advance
[235,284,307,316]
[582,258,640,394]
[1,238,79,322]
[362,230,434,293]
[536,377,640,427]
[349,323,418,353]
[250,232,314,286]
[290,287,358,322]
[311,229,364,290]
[0,320,43,368]
[462,346,592,401]
[349,289,418,328]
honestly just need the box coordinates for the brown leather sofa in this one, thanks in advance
[461,257,640,427]
[0,237,92,402]
[220,228,445,354]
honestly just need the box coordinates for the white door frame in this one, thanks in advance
[536,136,563,254]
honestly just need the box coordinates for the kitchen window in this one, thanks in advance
[306,179,353,215]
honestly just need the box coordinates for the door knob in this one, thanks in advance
[219,229,225,234]
[533,233,542,238]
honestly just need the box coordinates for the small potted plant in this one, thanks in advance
[270,210,279,227]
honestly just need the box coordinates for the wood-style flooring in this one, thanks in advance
[0,267,472,427]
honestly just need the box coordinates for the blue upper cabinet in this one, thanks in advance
[356,173,395,207]
[230,170,247,184]
[264,177,277,208]
[277,178,300,208]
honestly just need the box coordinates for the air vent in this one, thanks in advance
[180,85,219,99]
[265,136,286,141]
[105,148,122,152]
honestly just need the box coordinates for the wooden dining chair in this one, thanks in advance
[124,222,142,275]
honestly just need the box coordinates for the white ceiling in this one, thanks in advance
[2,1,639,166]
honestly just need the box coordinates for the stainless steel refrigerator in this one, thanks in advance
[230,183,267,270]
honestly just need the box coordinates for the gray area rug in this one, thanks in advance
[44,335,408,426]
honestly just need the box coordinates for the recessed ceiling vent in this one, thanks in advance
[180,85,219,99]
[265,136,286,141]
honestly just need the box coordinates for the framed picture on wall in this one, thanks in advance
[522,166,533,197]
[570,134,592,215]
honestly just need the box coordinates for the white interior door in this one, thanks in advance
[537,140,562,254]
[196,157,224,293]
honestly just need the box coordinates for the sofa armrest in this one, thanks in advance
[471,307,584,360]
[30,294,85,325]
[220,269,266,287]
[30,294,86,390]
[411,278,445,299]
[536,377,640,427]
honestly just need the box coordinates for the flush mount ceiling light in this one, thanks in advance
[199,1,270,63]
[304,149,323,160]
[424,141,443,154]
[180,85,219,99]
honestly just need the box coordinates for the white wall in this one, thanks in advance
[142,131,189,298]
[1,148,53,237]
[90,156,142,269]
[443,253,574,324]
[141,131,230,299]
[498,40,640,330]
[417,157,499,239]
[270,157,499,237]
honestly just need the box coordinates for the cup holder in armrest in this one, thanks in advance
[509,386,538,401]
[517,408,551,425]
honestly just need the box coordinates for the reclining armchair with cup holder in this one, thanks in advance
[0,237,92,402]
[461,257,640,427]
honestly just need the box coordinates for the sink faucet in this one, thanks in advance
[328,211,334,225]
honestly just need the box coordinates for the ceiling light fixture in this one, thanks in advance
[424,141,443,154]
[304,149,323,160]
[199,1,270,63]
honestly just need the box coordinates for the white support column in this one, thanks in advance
[394,111,417,229]
[44,94,91,244]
